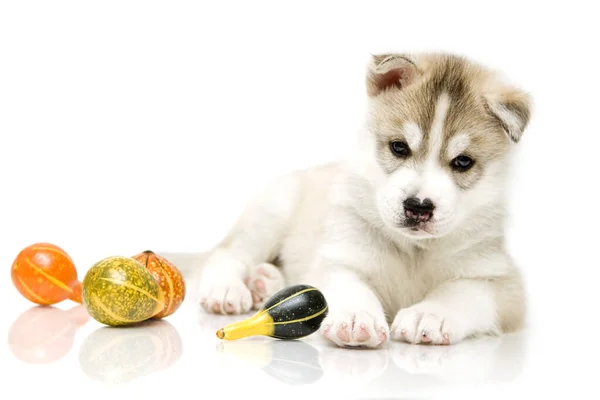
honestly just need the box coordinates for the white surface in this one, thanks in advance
[0,272,541,400]
[1,1,599,399]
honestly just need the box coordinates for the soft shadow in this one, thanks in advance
[361,331,529,397]
[306,332,528,397]
[313,341,391,384]
[216,339,324,385]
[78,319,183,384]
[7,305,89,364]
[388,332,527,384]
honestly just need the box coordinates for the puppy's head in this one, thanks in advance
[361,53,531,239]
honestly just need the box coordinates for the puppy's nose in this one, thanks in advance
[403,197,435,222]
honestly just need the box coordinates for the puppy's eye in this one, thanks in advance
[389,141,411,158]
[451,155,474,171]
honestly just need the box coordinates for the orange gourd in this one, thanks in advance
[11,243,82,305]
[131,250,186,319]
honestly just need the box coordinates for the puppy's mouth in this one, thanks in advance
[401,210,437,236]
[402,219,436,235]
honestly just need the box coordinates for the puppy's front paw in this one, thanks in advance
[320,310,389,349]
[198,278,252,315]
[391,303,463,345]
[245,263,285,310]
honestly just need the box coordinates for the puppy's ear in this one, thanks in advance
[366,54,420,97]
[484,87,532,143]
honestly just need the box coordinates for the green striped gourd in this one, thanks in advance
[82,256,164,326]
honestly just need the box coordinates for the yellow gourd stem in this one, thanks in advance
[216,311,274,340]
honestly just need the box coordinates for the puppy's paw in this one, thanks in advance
[320,310,389,349]
[198,278,252,315]
[391,302,464,345]
[245,263,285,310]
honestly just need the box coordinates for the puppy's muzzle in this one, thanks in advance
[403,197,435,223]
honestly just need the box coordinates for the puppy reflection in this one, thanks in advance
[8,305,89,364]
[314,342,390,384]
[365,332,528,393]
[79,319,182,384]
[217,340,323,385]
[390,333,526,382]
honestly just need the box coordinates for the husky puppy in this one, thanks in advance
[197,52,531,348]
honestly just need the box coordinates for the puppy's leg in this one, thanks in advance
[320,268,389,348]
[198,176,298,314]
[391,266,525,345]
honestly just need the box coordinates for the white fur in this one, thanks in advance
[403,122,423,152]
[197,54,527,349]
[427,93,450,157]
[447,133,471,159]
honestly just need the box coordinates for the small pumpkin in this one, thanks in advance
[82,256,164,326]
[131,250,186,319]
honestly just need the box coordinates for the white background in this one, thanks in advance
[1,1,599,399]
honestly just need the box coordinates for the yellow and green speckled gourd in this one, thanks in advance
[82,256,165,326]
